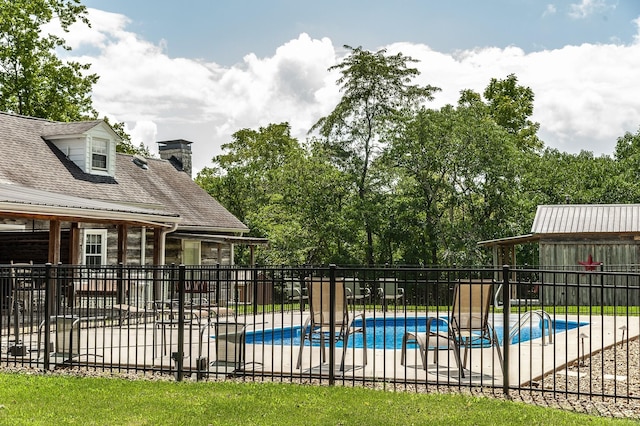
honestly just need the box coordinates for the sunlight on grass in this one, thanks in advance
[0,373,636,425]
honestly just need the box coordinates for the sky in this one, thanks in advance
[62,0,640,176]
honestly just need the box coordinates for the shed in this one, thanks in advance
[479,204,640,305]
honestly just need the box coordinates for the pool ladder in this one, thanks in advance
[494,282,553,346]
[507,310,554,346]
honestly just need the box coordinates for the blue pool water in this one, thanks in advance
[241,316,587,350]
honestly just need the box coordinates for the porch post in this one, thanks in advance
[117,224,128,265]
[48,220,61,314]
[69,222,80,264]
[48,220,61,265]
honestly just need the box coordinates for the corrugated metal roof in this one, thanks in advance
[531,204,640,234]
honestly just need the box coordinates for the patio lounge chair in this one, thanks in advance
[112,303,150,324]
[343,277,370,306]
[282,279,308,312]
[296,277,367,371]
[400,279,503,378]
[377,277,404,311]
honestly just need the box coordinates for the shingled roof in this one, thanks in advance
[0,112,248,233]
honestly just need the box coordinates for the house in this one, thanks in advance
[0,111,264,268]
[479,204,640,305]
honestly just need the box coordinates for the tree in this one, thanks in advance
[0,0,98,121]
[386,90,521,266]
[614,127,640,200]
[311,45,440,264]
[196,123,307,264]
[196,123,356,265]
[483,74,541,152]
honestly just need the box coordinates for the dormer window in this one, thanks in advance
[44,120,118,178]
[91,138,108,170]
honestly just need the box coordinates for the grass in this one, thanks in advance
[0,373,636,425]
[243,303,640,318]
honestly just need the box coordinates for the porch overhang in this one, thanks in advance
[477,234,539,247]
[0,183,181,228]
[168,232,269,246]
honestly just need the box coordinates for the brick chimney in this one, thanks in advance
[157,139,193,178]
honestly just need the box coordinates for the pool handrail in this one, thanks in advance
[507,310,554,346]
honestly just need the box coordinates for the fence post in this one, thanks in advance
[329,264,336,385]
[502,264,510,396]
[252,264,259,314]
[117,262,124,304]
[176,264,186,381]
[169,263,176,301]
[215,264,221,307]
[43,263,52,371]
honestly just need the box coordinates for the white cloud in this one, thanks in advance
[568,0,616,19]
[58,8,640,174]
[127,121,158,154]
[543,4,557,17]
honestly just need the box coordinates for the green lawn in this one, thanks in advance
[242,302,640,317]
[0,373,636,425]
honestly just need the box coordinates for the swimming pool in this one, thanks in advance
[241,316,587,350]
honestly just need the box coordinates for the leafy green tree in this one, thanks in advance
[254,140,352,264]
[196,123,308,264]
[311,45,440,264]
[483,74,541,152]
[521,148,624,207]
[613,127,640,202]
[0,0,98,121]
[197,123,356,265]
[386,91,521,266]
[197,123,302,224]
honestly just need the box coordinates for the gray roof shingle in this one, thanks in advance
[0,112,248,233]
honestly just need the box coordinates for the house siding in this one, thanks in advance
[0,220,234,267]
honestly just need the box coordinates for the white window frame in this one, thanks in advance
[91,138,109,171]
[83,229,108,267]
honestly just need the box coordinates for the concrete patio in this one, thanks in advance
[3,309,636,388]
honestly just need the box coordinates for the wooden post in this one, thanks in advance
[69,222,80,265]
[117,224,128,265]
[48,220,61,265]
[48,220,61,315]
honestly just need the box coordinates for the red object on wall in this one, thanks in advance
[578,254,602,271]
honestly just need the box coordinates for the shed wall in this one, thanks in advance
[539,237,640,305]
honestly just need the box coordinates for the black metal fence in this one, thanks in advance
[1,263,639,403]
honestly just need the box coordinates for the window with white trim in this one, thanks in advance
[84,229,108,267]
[91,138,108,170]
